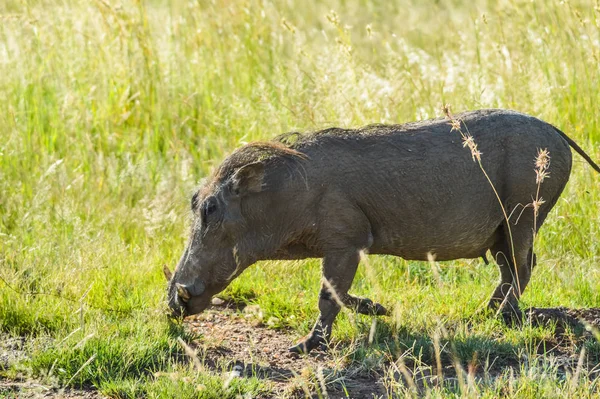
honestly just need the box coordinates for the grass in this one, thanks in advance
[1,0,600,397]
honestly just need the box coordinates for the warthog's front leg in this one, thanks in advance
[288,250,358,354]
[288,250,387,354]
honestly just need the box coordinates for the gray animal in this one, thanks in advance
[164,109,600,354]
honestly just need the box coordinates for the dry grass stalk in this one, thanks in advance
[570,347,586,393]
[494,285,515,318]
[442,104,520,294]
[531,148,550,268]
[316,366,330,399]
[66,353,97,386]
[176,337,204,372]
[393,356,418,395]
[427,252,442,287]
[321,277,344,309]
[433,329,444,386]
[368,318,377,345]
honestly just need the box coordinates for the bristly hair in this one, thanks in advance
[210,141,305,185]
[274,119,446,148]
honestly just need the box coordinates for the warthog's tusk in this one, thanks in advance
[176,283,191,302]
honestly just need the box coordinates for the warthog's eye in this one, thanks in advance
[202,196,218,222]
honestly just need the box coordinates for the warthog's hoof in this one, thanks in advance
[501,308,524,326]
[288,335,327,355]
[367,302,388,316]
[354,298,389,316]
[488,297,523,326]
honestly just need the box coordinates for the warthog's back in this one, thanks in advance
[289,109,572,260]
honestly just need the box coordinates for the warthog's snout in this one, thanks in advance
[168,295,211,318]
[164,265,211,318]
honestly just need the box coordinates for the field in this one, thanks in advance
[2,0,600,397]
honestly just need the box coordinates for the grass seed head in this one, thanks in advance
[462,134,482,161]
[535,148,550,171]
[535,148,551,184]
[450,119,462,132]
[532,197,546,217]
[441,103,453,119]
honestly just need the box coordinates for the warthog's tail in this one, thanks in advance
[554,127,600,173]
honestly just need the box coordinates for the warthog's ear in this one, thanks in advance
[231,162,265,195]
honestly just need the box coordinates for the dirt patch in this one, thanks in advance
[185,303,600,397]
[527,307,600,333]
[524,307,600,365]
[0,379,104,399]
[1,334,104,399]
[186,300,387,398]
[1,334,27,371]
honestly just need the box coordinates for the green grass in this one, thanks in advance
[2,0,600,397]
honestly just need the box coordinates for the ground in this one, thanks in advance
[186,303,600,397]
[5,302,600,398]
[1,336,101,399]
[186,301,387,398]
[0,381,102,399]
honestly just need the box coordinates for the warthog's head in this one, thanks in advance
[164,143,304,317]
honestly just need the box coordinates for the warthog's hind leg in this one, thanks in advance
[487,223,537,323]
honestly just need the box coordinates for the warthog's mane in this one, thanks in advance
[208,142,305,189]
[276,119,443,147]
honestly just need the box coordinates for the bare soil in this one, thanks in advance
[0,379,104,399]
[527,307,600,332]
[0,335,104,399]
[186,301,388,398]
[1,335,27,372]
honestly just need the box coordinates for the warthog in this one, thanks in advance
[164,109,600,354]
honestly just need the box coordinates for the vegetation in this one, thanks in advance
[1,0,600,397]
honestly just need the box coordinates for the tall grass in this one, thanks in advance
[1,0,600,396]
